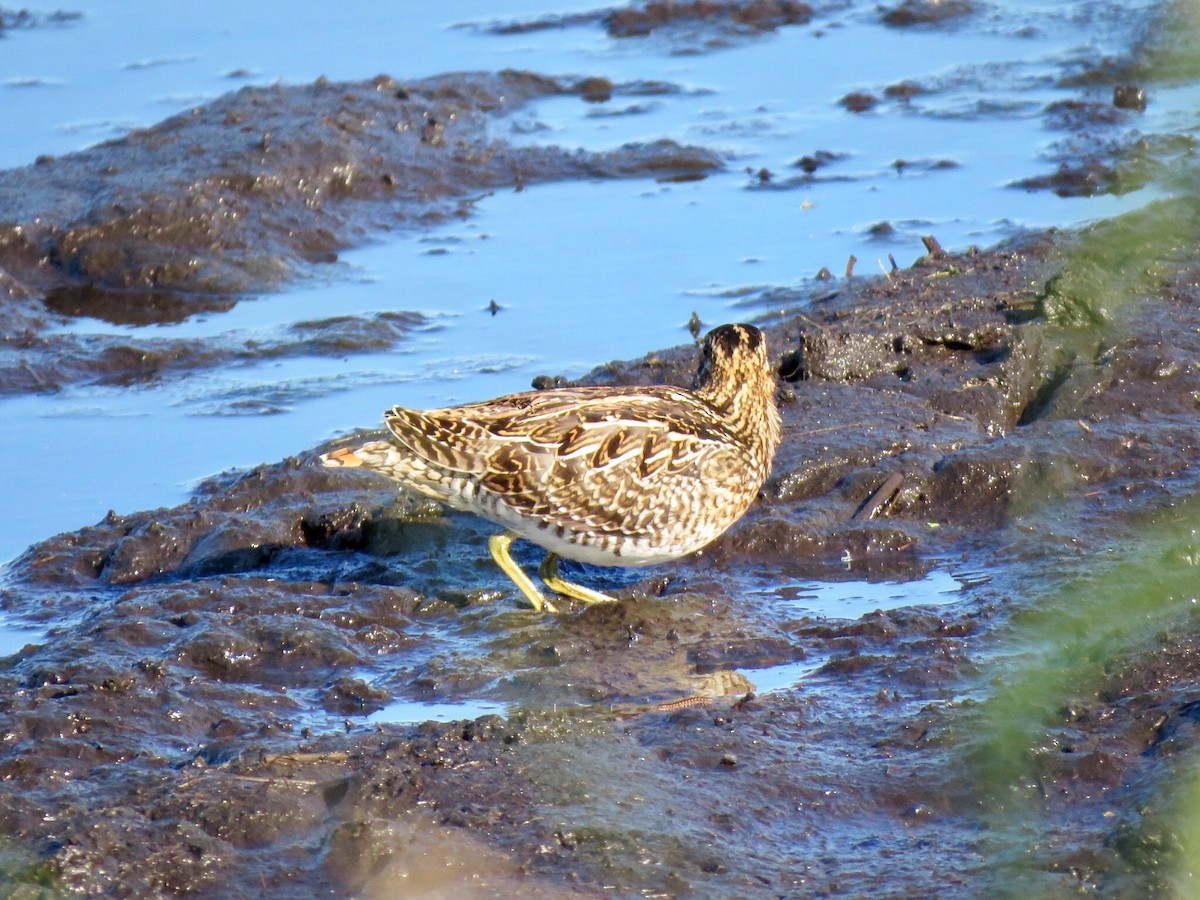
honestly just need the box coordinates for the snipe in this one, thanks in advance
[321,323,781,612]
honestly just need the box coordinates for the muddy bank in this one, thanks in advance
[0,0,1165,402]
[484,0,974,41]
[0,69,719,395]
[3,209,1200,893]
[3,2,1200,892]
[485,0,815,39]
[0,6,81,32]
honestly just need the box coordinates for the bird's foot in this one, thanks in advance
[539,553,618,606]
[488,532,558,613]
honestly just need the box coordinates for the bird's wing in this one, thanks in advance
[386,387,743,538]
[382,388,603,474]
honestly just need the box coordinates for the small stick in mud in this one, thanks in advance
[851,471,904,521]
[846,254,857,277]
[796,422,871,437]
[921,234,946,258]
[656,695,715,712]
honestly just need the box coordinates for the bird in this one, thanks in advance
[320,323,781,613]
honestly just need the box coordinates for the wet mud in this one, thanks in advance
[879,0,977,28]
[1011,6,1189,201]
[0,7,82,32]
[4,5,1200,896]
[0,69,719,396]
[484,0,814,39]
[3,216,1200,894]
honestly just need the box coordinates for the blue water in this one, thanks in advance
[0,0,1173,568]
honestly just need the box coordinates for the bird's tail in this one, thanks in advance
[319,446,364,468]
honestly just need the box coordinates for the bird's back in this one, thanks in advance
[323,323,782,569]
[378,384,767,565]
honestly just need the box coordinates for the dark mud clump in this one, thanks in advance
[605,0,814,38]
[8,309,433,398]
[0,7,82,31]
[0,70,716,298]
[485,0,814,41]
[1011,159,1125,197]
[880,0,976,27]
[5,215,1200,893]
[1008,96,1159,198]
[0,69,721,396]
[1012,2,1197,200]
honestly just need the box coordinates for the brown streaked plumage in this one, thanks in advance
[320,323,781,612]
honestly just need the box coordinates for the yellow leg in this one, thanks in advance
[488,532,557,613]
[538,553,617,605]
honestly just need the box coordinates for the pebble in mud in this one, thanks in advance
[1113,83,1147,111]
[839,90,880,113]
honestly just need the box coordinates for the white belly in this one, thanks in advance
[482,496,711,568]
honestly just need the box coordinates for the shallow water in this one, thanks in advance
[752,566,967,618]
[0,613,40,659]
[367,696,508,726]
[0,0,1172,570]
[288,567,968,726]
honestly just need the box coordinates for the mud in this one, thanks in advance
[3,210,1200,894]
[4,3,1200,895]
[485,0,814,39]
[880,0,977,27]
[0,7,82,32]
[0,69,719,396]
[1010,5,1195,201]
[8,309,432,395]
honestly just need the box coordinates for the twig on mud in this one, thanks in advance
[259,751,350,766]
[229,774,320,787]
[794,422,872,437]
[921,234,946,257]
[845,254,857,277]
[656,695,714,712]
[175,771,321,791]
[17,360,47,388]
[851,471,905,521]
[607,693,724,720]
[174,749,351,790]
[790,310,825,331]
